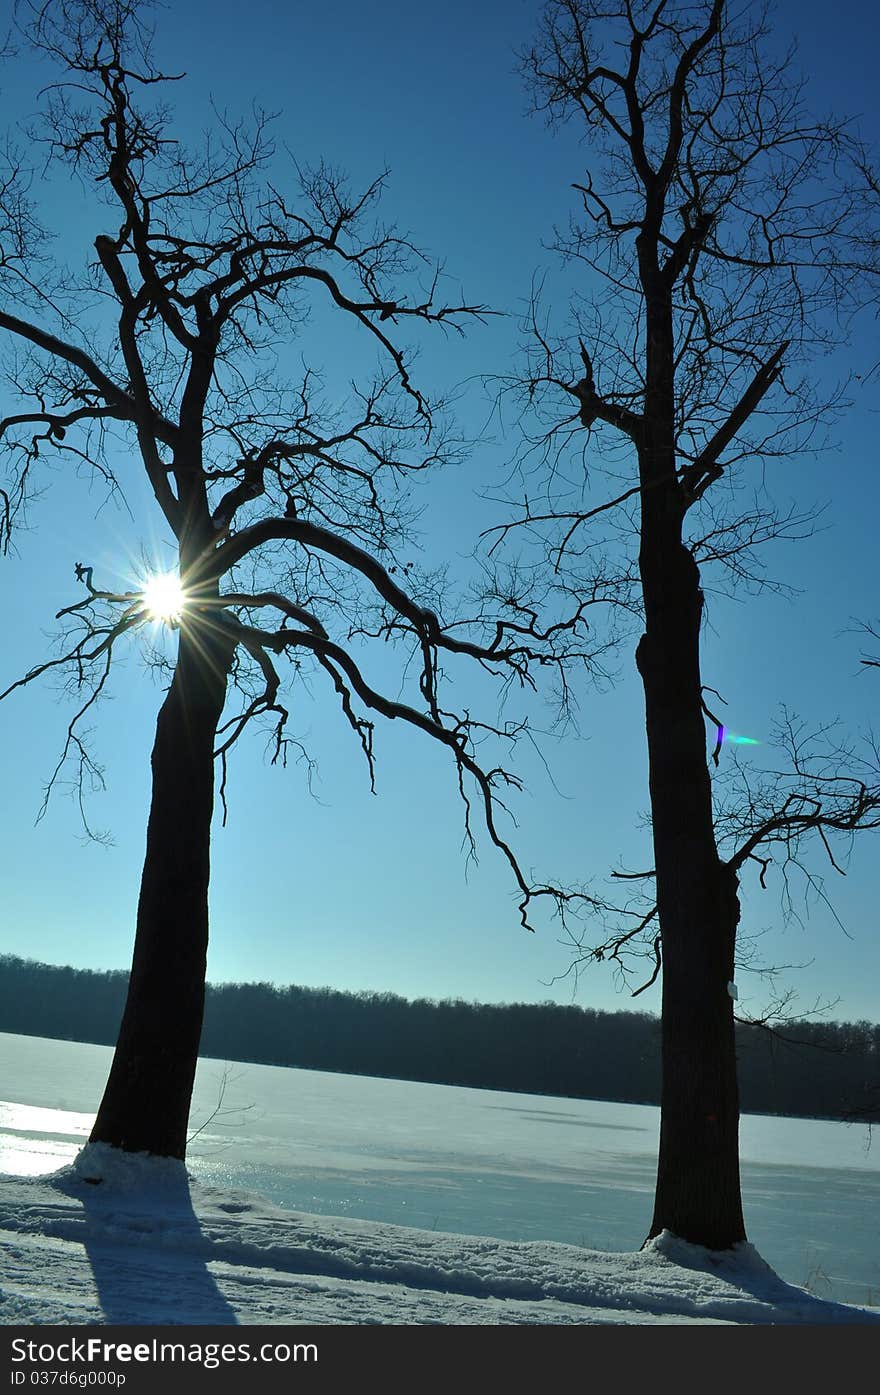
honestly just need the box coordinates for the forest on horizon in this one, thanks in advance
[1,953,876,1126]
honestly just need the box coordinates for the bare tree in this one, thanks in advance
[858,624,880,671]
[0,43,51,553]
[496,0,880,1248]
[0,0,584,1159]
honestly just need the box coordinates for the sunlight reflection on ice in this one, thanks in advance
[0,1136,81,1176]
[0,1101,94,1136]
[0,1100,94,1176]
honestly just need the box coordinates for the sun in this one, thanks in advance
[141,571,186,624]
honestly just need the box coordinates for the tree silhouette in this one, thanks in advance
[858,624,880,671]
[0,0,582,1159]
[495,0,880,1248]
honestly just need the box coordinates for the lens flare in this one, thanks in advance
[719,725,760,747]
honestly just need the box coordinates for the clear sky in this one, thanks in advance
[0,0,878,1027]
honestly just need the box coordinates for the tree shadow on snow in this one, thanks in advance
[651,1233,880,1325]
[55,1149,239,1326]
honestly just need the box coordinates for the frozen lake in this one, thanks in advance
[1,1030,877,1308]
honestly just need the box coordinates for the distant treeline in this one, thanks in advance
[1,953,877,1122]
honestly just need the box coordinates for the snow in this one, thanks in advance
[1,1033,878,1326]
[1,1143,877,1326]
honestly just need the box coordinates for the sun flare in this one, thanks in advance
[142,571,186,624]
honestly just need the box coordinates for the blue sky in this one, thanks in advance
[1,0,878,1027]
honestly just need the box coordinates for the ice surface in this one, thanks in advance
[1,1147,877,1326]
[1,1032,878,1325]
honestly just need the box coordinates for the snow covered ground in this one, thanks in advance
[1,1144,878,1326]
[1,1032,878,1326]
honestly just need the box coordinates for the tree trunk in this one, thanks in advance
[636,261,746,1249]
[637,538,746,1249]
[89,617,235,1158]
